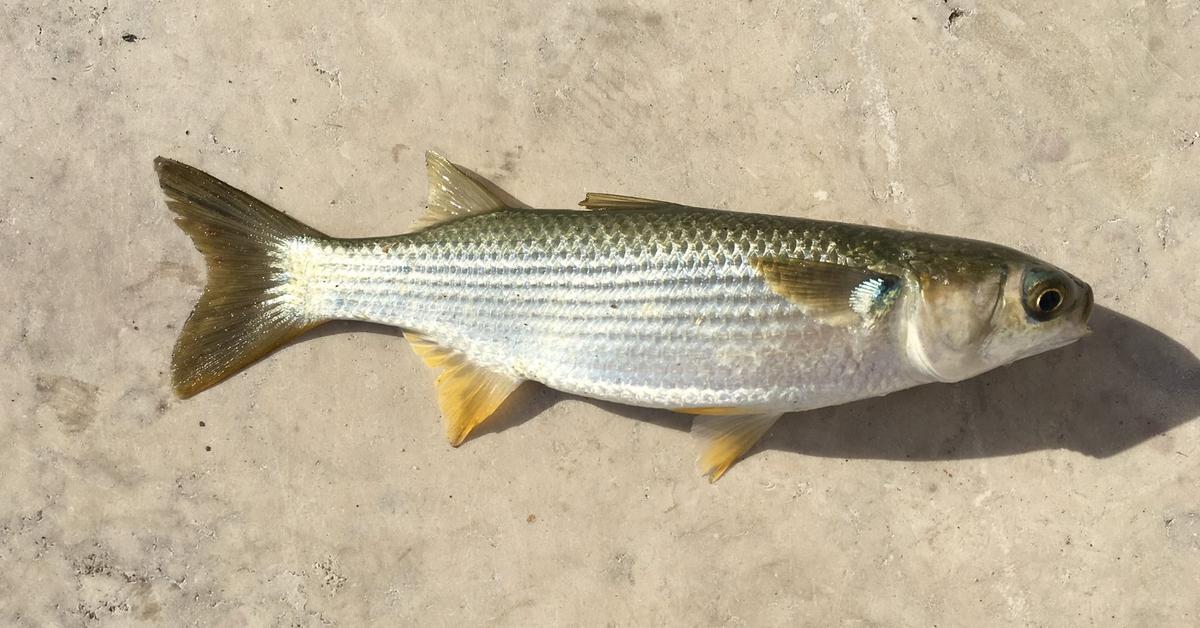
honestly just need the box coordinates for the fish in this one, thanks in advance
[154,152,1093,481]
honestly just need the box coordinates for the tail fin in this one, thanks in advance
[155,157,329,398]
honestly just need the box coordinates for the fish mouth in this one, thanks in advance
[1079,280,1094,325]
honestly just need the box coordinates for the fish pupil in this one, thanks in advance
[1037,289,1063,313]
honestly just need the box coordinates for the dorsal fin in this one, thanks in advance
[413,151,508,230]
[406,332,524,445]
[579,192,677,211]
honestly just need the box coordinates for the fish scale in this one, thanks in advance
[155,152,1091,480]
[289,208,927,411]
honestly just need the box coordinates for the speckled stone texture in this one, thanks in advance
[2,1,1198,625]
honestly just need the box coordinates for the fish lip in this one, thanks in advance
[1079,281,1094,323]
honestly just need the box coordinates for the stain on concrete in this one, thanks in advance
[595,6,664,30]
[35,374,99,432]
[391,143,410,163]
[313,557,348,594]
[1031,133,1071,163]
[1165,512,1200,551]
[603,551,636,585]
[123,260,203,294]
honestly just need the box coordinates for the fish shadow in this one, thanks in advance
[475,306,1200,462]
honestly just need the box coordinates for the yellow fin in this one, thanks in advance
[691,412,781,482]
[579,192,677,211]
[673,405,757,416]
[413,151,508,230]
[406,332,523,445]
[750,256,899,327]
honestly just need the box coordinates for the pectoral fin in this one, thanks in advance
[406,333,524,445]
[691,412,782,482]
[750,256,899,327]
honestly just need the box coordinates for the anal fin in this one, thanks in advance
[691,412,782,482]
[406,332,524,445]
[671,405,743,416]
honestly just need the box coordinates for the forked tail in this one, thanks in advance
[155,157,330,397]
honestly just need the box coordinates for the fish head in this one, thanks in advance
[905,252,1093,383]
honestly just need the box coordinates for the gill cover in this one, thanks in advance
[905,268,1008,382]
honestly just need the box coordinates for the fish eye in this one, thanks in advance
[1022,268,1072,322]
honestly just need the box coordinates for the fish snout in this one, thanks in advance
[1078,280,1094,323]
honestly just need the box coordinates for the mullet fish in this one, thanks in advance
[156,153,1092,480]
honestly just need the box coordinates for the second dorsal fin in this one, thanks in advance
[579,192,677,211]
[413,151,508,230]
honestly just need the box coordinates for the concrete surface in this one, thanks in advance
[3,0,1199,625]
